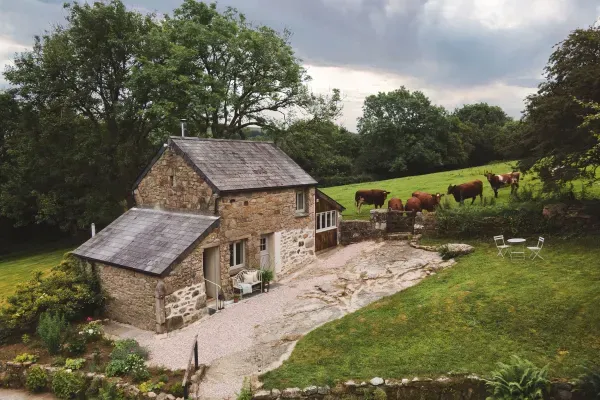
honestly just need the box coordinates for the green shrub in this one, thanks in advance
[65,358,86,371]
[138,380,164,393]
[261,269,274,283]
[158,374,169,383]
[373,388,387,400]
[0,254,105,344]
[127,354,150,382]
[14,353,38,363]
[105,359,128,377]
[25,366,48,393]
[37,312,68,355]
[236,377,252,400]
[21,333,31,345]
[110,338,149,361]
[85,376,104,398]
[575,365,600,399]
[65,335,87,356]
[52,356,66,367]
[96,381,126,400]
[484,355,549,400]
[51,369,85,400]
[169,382,184,397]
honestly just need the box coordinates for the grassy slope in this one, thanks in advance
[261,238,600,388]
[0,246,74,301]
[321,162,520,220]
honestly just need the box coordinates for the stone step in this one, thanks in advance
[385,232,412,240]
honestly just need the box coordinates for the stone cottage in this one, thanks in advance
[73,137,319,332]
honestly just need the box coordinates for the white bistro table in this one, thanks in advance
[507,238,526,259]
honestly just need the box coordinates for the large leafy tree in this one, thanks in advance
[156,0,310,139]
[520,26,600,188]
[452,103,511,166]
[357,87,468,177]
[1,1,163,230]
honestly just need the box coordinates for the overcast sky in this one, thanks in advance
[1,0,599,130]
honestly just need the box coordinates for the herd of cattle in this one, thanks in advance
[355,171,521,213]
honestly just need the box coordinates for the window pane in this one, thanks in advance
[333,211,337,226]
[236,241,243,265]
[322,213,326,228]
[297,192,304,211]
[229,244,234,267]
[326,212,331,228]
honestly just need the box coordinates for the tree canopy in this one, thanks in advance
[520,26,600,188]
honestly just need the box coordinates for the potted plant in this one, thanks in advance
[261,269,274,292]
[233,293,241,303]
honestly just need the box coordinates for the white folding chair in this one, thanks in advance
[494,235,510,258]
[528,237,545,260]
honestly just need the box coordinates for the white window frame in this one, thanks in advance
[229,240,245,269]
[296,190,306,213]
[316,210,337,233]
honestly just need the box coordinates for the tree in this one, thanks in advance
[520,26,600,189]
[2,0,162,231]
[357,87,467,177]
[452,103,511,166]
[156,0,311,139]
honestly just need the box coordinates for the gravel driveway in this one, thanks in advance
[105,240,451,399]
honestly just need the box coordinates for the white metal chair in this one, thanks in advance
[494,235,510,258]
[527,237,545,260]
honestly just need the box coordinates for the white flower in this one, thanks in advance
[88,329,94,334]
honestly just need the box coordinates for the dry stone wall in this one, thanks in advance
[134,147,217,213]
[164,282,207,330]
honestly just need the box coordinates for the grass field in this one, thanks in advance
[261,237,600,388]
[0,246,75,302]
[320,161,600,220]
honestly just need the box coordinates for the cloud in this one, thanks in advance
[1,0,598,129]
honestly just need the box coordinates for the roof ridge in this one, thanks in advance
[131,207,219,220]
[169,136,274,144]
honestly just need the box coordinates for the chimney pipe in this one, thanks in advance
[91,223,96,237]
[180,119,187,137]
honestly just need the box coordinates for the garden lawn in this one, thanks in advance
[261,237,600,388]
[0,247,74,302]
[321,161,600,220]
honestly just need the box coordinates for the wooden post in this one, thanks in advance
[183,383,189,399]
[194,339,199,370]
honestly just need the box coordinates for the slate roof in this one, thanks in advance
[168,137,317,193]
[316,189,346,211]
[72,208,219,276]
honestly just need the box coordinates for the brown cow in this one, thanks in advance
[447,180,483,205]
[411,191,445,212]
[355,189,390,214]
[484,171,520,198]
[387,198,404,211]
[404,196,422,213]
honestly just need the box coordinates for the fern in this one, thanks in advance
[484,355,549,400]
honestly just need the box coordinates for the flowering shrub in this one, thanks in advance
[0,254,105,344]
[138,380,165,393]
[78,320,103,341]
[64,335,87,356]
[14,353,38,363]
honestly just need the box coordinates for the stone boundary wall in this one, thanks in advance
[252,375,581,400]
[0,360,207,400]
[340,210,420,244]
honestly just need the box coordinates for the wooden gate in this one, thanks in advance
[316,229,337,251]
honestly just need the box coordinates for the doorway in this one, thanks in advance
[203,246,220,299]
[260,234,274,269]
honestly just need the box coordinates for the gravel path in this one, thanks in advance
[105,240,450,399]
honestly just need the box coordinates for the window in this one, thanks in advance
[169,175,175,187]
[229,240,245,269]
[316,210,337,232]
[296,190,306,213]
[260,237,267,252]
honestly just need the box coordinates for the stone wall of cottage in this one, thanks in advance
[134,147,217,213]
[163,243,209,331]
[92,262,158,331]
